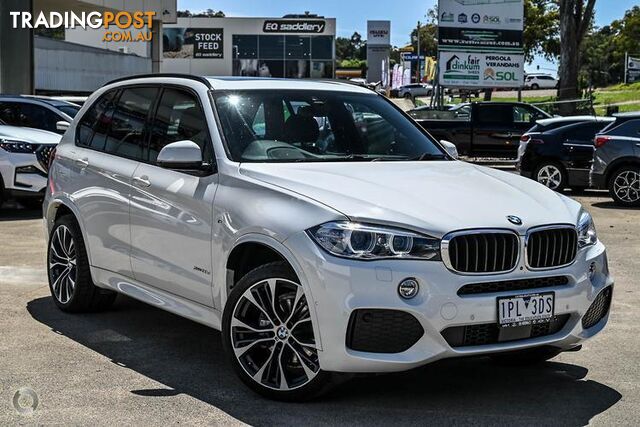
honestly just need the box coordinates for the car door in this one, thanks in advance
[472,104,517,157]
[563,122,607,169]
[65,86,159,277]
[129,86,218,306]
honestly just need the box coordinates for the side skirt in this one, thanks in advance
[91,266,222,330]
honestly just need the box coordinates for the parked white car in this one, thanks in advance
[396,83,433,99]
[525,74,558,90]
[0,123,60,207]
[44,75,613,401]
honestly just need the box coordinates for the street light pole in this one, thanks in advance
[416,21,421,83]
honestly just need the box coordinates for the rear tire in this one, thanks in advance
[222,261,338,401]
[47,215,116,312]
[490,347,562,366]
[608,166,640,207]
[534,161,567,191]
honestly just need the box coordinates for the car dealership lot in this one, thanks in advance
[0,192,639,425]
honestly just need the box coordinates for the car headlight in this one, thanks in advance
[307,221,441,260]
[0,139,37,153]
[577,210,597,248]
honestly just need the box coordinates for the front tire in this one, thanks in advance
[222,261,335,401]
[47,215,116,312]
[609,166,640,207]
[535,161,567,191]
[531,83,540,90]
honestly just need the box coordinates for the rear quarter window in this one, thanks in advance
[604,119,640,137]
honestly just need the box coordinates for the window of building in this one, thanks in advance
[286,60,310,78]
[311,36,333,60]
[232,35,258,59]
[258,35,285,59]
[258,60,285,78]
[285,36,310,59]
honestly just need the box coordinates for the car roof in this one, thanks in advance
[205,77,374,93]
[105,74,375,95]
[0,94,78,108]
[613,112,640,119]
[535,116,613,126]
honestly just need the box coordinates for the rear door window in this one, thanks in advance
[76,89,118,149]
[476,105,514,124]
[104,87,159,160]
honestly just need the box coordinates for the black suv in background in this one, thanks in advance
[517,116,614,191]
[590,112,640,206]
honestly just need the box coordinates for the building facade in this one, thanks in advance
[161,17,336,79]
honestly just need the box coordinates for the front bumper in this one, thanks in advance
[0,150,48,195]
[285,232,613,373]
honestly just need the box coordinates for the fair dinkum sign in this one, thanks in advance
[438,51,524,87]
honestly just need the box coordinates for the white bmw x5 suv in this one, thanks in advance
[44,75,613,401]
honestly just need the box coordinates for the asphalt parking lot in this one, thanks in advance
[1,191,639,426]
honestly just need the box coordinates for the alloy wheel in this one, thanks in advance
[49,225,77,304]
[613,170,640,203]
[537,165,563,190]
[230,278,319,391]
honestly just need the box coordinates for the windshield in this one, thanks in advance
[213,90,446,163]
[56,105,80,118]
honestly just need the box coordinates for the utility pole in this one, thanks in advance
[416,21,421,83]
[624,52,628,84]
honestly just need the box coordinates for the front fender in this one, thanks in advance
[215,232,324,351]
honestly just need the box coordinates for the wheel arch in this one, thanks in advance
[45,199,93,264]
[604,157,640,187]
[221,233,323,350]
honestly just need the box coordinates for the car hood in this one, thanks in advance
[0,125,60,145]
[239,161,581,237]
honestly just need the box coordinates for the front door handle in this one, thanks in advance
[132,176,151,188]
[74,158,89,169]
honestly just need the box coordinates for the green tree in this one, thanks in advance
[523,0,560,62]
[557,0,597,113]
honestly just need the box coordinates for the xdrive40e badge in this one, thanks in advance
[507,215,523,225]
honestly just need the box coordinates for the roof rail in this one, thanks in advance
[105,73,213,89]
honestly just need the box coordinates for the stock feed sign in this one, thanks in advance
[438,0,524,87]
[439,51,524,87]
[162,28,224,59]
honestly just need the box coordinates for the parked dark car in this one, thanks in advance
[590,112,640,206]
[0,95,80,134]
[413,102,552,158]
[517,116,614,191]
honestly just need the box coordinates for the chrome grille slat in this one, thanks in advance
[445,231,519,274]
[527,226,577,269]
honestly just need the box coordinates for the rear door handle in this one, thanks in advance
[74,158,89,168]
[132,176,151,188]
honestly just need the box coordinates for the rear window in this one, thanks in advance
[603,119,640,137]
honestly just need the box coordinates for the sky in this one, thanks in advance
[178,0,637,74]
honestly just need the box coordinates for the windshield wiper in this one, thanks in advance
[408,152,448,161]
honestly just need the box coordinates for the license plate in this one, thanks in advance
[497,292,555,328]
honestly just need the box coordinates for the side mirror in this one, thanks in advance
[157,140,203,169]
[56,121,70,132]
[440,140,459,159]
